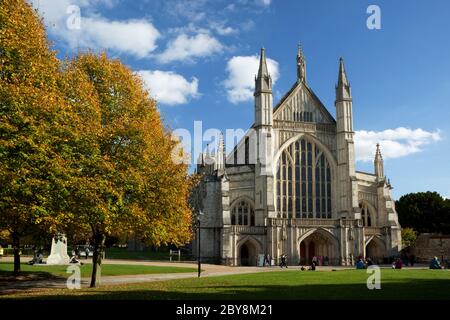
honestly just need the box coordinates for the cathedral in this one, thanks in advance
[192,46,402,266]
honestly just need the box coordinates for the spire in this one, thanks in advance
[375,143,382,159]
[255,47,272,94]
[336,57,351,101]
[297,43,306,83]
[215,132,225,174]
[374,143,384,178]
[258,47,269,78]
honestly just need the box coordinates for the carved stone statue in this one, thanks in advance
[46,234,70,265]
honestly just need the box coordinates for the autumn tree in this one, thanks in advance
[0,0,193,284]
[401,227,418,248]
[59,53,193,287]
[0,0,62,275]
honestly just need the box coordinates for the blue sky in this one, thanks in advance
[32,0,450,199]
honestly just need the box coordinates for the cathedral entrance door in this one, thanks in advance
[299,229,339,265]
[300,242,306,264]
[365,237,385,264]
[239,241,258,266]
[240,244,250,266]
[308,241,316,263]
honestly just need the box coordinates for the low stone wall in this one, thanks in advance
[412,233,450,262]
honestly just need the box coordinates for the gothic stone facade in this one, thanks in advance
[192,47,402,266]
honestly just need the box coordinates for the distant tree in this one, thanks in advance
[442,198,450,234]
[0,0,62,275]
[401,228,418,248]
[396,192,450,234]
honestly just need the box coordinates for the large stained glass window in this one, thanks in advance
[276,138,332,219]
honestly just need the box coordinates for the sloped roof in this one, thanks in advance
[273,81,336,124]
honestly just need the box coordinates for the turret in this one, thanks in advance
[215,132,225,176]
[374,143,384,179]
[335,57,357,219]
[254,47,275,221]
[336,57,351,102]
[297,44,306,83]
[254,48,273,127]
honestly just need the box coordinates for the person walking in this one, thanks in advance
[279,254,288,268]
[264,254,271,267]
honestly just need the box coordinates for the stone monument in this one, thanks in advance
[46,234,70,265]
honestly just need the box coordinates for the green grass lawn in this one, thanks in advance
[2,268,450,300]
[0,262,197,279]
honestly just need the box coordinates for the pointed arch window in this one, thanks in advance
[276,138,332,219]
[359,202,372,227]
[231,200,255,226]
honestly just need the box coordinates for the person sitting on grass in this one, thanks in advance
[356,258,365,269]
[308,261,316,271]
[28,250,43,265]
[394,258,403,269]
[430,256,442,269]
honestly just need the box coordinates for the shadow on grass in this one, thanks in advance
[0,269,62,282]
[8,278,450,300]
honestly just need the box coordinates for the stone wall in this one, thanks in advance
[192,179,223,262]
[412,233,450,262]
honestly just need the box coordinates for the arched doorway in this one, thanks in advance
[308,242,315,261]
[365,237,385,264]
[239,241,257,266]
[299,229,339,265]
[300,242,306,261]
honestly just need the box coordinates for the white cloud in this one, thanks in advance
[32,0,160,58]
[225,3,236,11]
[259,0,272,7]
[354,127,441,161]
[241,20,256,31]
[79,18,160,58]
[214,26,237,36]
[169,0,207,22]
[224,55,279,104]
[137,70,199,106]
[157,33,223,64]
[209,22,238,36]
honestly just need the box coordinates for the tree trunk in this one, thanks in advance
[12,232,20,276]
[90,232,106,288]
